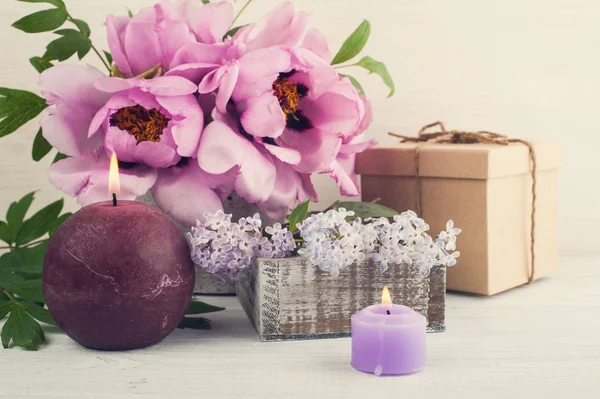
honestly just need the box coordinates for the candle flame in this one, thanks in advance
[381,286,392,308]
[108,152,120,197]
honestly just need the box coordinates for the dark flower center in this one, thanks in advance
[272,71,312,132]
[110,105,170,144]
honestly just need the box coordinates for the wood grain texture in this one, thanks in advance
[1,256,599,399]
[237,257,445,341]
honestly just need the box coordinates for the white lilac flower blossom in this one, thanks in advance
[188,208,460,283]
[367,211,460,273]
[187,212,294,284]
[438,220,462,251]
[297,208,367,277]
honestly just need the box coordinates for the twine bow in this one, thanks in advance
[389,121,537,283]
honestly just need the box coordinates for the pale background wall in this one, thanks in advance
[0,0,598,254]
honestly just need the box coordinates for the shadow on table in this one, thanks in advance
[165,308,259,346]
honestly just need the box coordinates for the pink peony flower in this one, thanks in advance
[88,75,203,168]
[198,46,365,173]
[38,64,110,156]
[106,0,233,78]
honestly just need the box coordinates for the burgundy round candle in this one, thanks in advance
[43,199,195,351]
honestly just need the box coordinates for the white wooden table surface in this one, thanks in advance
[1,256,599,399]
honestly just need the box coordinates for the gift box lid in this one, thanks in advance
[356,142,561,179]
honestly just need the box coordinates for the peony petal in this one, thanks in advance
[152,161,226,227]
[215,62,239,113]
[244,2,308,50]
[301,29,332,63]
[39,64,109,109]
[188,0,234,43]
[328,156,360,197]
[38,64,110,156]
[105,127,180,168]
[198,120,276,202]
[165,62,221,84]
[49,148,157,206]
[233,47,291,100]
[238,93,286,138]
[263,143,301,165]
[300,80,363,135]
[258,159,316,220]
[147,76,198,96]
[94,77,136,93]
[278,128,342,173]
[170,42,229,68]
[123,21,162,76]
[339,136,377,154]
[156,94,204,157]
[41,110,104,157]
[156,20,196,70]
[288,48,338,98]
[106,15,134,77]
[88,92,138,138]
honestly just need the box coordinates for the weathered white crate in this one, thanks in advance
[236,257,446,341]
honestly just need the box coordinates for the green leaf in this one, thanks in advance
[24,302,57,326]
[328,201,398,219]
[1,305,44,350]
[53,152,68,163]
[42,29,92,62]
[127,8,134,18]
[202,0,210,4]
[6,192,35,230]
[12,8,68,34]
[32,129,52,161]
[72,19,90,36]
[287,199,310,233]
[355,56,395,97]
[15,199,63,245]
[0,278,45,303]
[5,192,36,243]
[0,290,9,302]
[29,56,54,73]
[17,0,66,9]
[0,302,11,320]
[339,73,365,96]
[177,317,211,330]
[0,88,48,139]
[49,213,71,237]
[103,51,113,65]
[331,20,371,65]
[224,24,247,39]
[0,242,49,274]
[0,222,11,244]
[186,301,225,315]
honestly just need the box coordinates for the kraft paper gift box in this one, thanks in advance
[356,142,561,296]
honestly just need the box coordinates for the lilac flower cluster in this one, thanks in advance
[368,211,461,272]
[298,209,460,275]
[189,208,460,284]
[296,208,366,277]
[187,211,295,284]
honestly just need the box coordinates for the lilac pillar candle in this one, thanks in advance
[43,200,195,351]
[351,288,426,376]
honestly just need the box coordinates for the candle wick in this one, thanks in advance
[386,310,391,315]
[112,193,117,207]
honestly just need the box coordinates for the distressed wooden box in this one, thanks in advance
[236,257,446,341]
